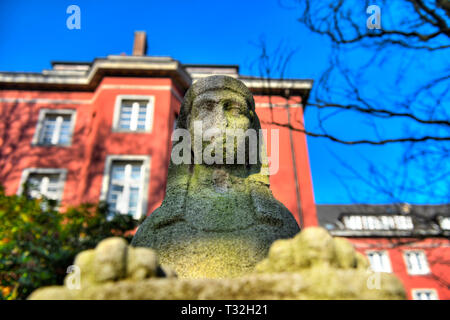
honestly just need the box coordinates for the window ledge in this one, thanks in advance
[111,129,152,133]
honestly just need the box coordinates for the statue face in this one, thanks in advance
[189,89,252,132]
[188,89,253,160]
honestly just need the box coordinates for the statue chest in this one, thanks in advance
[184,185,256,232]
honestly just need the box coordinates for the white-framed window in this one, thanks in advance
[113,95,154,132]
[17,168,67,201]
[100,155,150,219]
[343,215,413,231]
[33,109,76,146]
[438,216,450,230]
[412,289,438,300]
[404,250,430,275]
[366,250,392,273]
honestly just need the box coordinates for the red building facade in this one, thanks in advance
[0,33,448,299]
[0,34,317,227]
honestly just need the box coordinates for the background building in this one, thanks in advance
[317,204,450,300]
[0,32,448,299]
[0,32,317,227]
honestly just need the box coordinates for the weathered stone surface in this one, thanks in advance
[30,271,405,300]
[68,249,95,288]
[93,237,128,282]
[131,75,300,278]
[355,251,370,269]
[255,227,369,273]
[29,229,406,300]
[334,237,359,269]
[126,247,159,280]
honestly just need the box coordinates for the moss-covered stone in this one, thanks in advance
[29,230,406,300]
[28,76,407,299]
[255,227,370,273]
[334,237,358,268]
[30,271,405,300]
[66,249,95,288]
[131,76,300,278]
[60,237,170,290]
[93,237,128,282]
[126,247,159,280]
[355,251,370,269]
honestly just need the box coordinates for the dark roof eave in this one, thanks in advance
[51,61,92,67]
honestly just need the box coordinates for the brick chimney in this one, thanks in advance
[132,31,147,56]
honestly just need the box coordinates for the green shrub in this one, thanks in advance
[0,187,139,299]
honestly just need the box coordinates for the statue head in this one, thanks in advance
[177,75,256,132]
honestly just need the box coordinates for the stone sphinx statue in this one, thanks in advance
[132,75,300,278]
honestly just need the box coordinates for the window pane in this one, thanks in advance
[111,165,125,181]
[119,122,131,130]
[41,118,56,144]
[58,117,72,144]
[131,164,142,180]
[128,186,139,215]
[107,184,123,210]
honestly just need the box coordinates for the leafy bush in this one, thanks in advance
[0,187,139,299]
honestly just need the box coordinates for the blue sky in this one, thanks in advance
[0,0,447,204]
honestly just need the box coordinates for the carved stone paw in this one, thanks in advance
[64,237,176,288]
